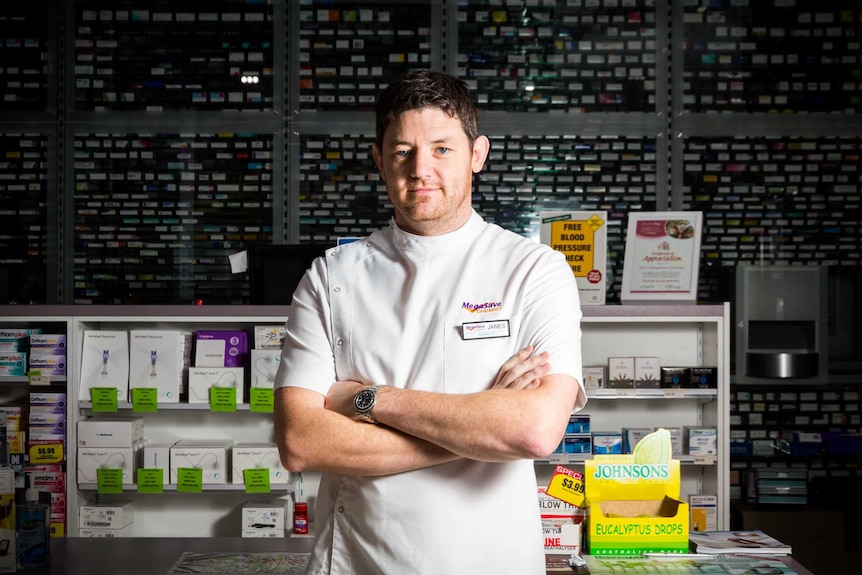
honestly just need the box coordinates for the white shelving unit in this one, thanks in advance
[2,303,730,537]
[536,303,731,531]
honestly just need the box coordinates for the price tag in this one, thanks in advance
[210,387,237,412]
[91,388,119,412]
[28,441,64,464]
[27,370,51,386]
[50,522,65,538]
[177,468,203,493]
[97,468,124,494]
[132,388,158,412]
[545,465,586,508]
[243,468,271,494]
[137,468,164,494]
[249,388,274,413]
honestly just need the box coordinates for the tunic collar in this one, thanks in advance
[389,210,484,253]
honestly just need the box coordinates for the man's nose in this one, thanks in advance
[411,148,434,179]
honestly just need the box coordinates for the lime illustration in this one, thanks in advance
[632,428,671,464]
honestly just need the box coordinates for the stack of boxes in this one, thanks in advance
[76,417,143,487]
[79,501,134,537]
[0,329,33,378]
[27,392,68,536]
[241,499,289,538]
[28,334,67,379]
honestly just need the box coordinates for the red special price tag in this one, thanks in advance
[545,465,586,508]
[29,440,65,464]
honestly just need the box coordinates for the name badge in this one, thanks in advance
[461,320,510,340]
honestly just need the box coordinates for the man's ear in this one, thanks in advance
[471,135,491,174]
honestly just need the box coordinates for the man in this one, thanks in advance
[274,70,586,575]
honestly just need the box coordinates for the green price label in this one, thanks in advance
[243,468,271,494]
[137,468,164,494]
[176,468,203,493]
[132,388,159,412]
[249,388,274,413]
[97,468,124,494]
[91,388,119,412]
[210,387,237,412]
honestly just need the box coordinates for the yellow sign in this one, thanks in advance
[550,220,597,278]
[29,442,64,464]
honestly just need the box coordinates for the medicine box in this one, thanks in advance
[170,440,232,484]
[592,431,623,454]
[77,447,138,485]
[685,427,717,456]
[607,357,634,388]
[129,330,191,403]
[563,435,591,455]
[250,349,280,388]
[79,524,135,538]
[188,367,245,404]
[689,494,717,532]
[194,330,248,368]
[77,418,144,448]
[79,331,130,402]
[142,443,175,484]
[660,367,690,388]
[538,487,585,556]
[29,392,66,408]
[0,353,26,377]
[582,366,605,389]
[79,501,135,529]
[690,366,718,388]
[634,357,661,388]
[242,499,287,531]
[622,428,654,454]
[566,415,590,434]
[232,443,290,485]
[253,326,286,350]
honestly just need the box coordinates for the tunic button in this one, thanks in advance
[337,506,345,513]
[336,339,343,346]
[333,287,341,293]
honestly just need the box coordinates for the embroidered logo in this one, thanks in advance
[462,301,503,314]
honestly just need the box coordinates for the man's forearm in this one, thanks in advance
[368,374,579,462]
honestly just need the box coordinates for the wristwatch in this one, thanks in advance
[353,384,383,423]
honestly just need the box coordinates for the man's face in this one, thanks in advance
[372,107,489,236]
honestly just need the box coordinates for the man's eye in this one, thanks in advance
[395,150,411,158]
[437,147,450,154]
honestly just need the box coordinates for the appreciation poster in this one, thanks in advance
[540,211,607,306]
[622,212,702,304]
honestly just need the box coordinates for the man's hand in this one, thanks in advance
[491,345,550,390]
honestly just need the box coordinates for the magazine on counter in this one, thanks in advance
[583,554,797,574]
[689,530,792,555]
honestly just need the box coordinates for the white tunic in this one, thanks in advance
[276,210,585,575]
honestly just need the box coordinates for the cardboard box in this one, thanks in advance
[250,349,281,388]
[187,367,244,404]
[79,501,135,529]
[689,494,717,532]
[79,331,130,402]
[170,440,231,484]
[79,523,135,537]
[660,366,690,388]
[242,499,287,531]
[685,427,717,456]
[194,330,248,368]
[583,429,689,556]
[142,442,175,483]
[539,211,608,306]
[253,326,285,350]
[582,366,605,389]
[592,431,623,454]
[129,330,191,403]
[232,444,290,485]
[77,417,144,448]
[77,447,138,485]
[634,357,661,388]
[607,357,635,388]
[539,486,585,556]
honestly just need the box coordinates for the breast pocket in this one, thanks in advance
[443,320,518,394]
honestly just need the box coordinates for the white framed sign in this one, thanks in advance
[621,211,703,305]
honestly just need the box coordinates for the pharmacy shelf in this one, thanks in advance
[540,303,731,531]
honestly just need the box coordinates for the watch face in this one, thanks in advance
[354,388,375,412]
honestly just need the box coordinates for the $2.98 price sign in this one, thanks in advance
[546,465,586,508]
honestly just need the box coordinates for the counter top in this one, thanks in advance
[24,537,815,575]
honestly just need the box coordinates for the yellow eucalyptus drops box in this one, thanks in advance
[584,428,689,556]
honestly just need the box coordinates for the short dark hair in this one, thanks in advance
[375,70,479,150]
